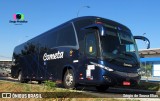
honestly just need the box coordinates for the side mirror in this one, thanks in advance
[134,36,150,49]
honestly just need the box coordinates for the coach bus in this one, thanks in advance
[11,16,150,91]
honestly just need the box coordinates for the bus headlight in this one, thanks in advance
[90,62,114,71]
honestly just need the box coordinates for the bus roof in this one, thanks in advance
[71,16,130,30]
[15,16,130,48]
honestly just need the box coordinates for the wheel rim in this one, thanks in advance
[65,73,73,86]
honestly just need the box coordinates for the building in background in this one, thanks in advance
[0,60,12,77]
[139,48,160,57]
[0,60,12,67]
[139,48,160,81]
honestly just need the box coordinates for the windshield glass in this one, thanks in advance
[100,27,140,66]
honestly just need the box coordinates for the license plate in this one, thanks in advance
[123,81,130,86]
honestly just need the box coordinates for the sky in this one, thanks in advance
[0,0,160,60]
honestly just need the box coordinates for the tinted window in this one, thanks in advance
[74,19,93,41]
[45,31,58,48]
[56,24,76,46]
[85,32,97,57]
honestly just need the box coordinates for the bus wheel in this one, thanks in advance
[96,85,109,92]
[63,69,75,89]
[18,71,25,83]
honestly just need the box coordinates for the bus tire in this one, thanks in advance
[96,85,109,92]
[18,71,25,83]
[63,69,76,89]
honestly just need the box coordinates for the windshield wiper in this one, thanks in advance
[120,52,138,65]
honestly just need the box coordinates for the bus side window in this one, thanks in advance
[56,24,77,47]
[85,32,97,57]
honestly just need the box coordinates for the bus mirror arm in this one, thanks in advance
[81,24,103,30]
[134,36,150,49]
[81,24,106,36]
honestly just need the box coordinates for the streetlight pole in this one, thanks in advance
[77,6,90,17]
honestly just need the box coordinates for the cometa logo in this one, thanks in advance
[43,51,64,61]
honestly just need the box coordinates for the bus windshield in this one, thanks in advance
[100,27,140,66]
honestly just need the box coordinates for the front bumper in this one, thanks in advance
[102,71,141,86]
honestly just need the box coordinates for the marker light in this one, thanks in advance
[96,22,103,24]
